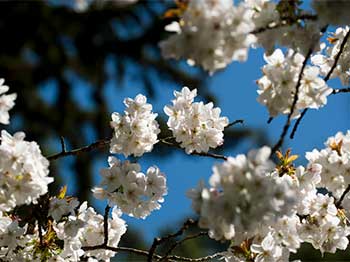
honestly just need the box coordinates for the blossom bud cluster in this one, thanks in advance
[257,49,332,118]
[110,94,160,157]
[164,87,229,154]
[160,0,256,73]
[0,130,53,211]
[93,156,167,219]
[312,27,350,86]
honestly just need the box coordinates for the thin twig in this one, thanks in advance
[148,219,197,262]
[47,138,110,161]
[226,119,244,128]
[271,48,313,154]
[159,232,208,261]
[37,220,43,247]
[290,108,308,139]
[324,30,350,82]
[336,184,350,208]
[332,87,350,95]
[103,205,111,245]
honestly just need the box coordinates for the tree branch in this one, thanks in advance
[226,119,244,128]
[332,87,350,94]
[159,232,208,261]
[324,29,350,82]
[47,138,110,161]
[271,48,313,154]
[103,205,111,245]
[148,219,197,262]
[336,184,350,208]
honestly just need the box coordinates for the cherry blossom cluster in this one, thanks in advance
[257,48,332,118]
[0,78,16,125]
[0,130,53,211]
[187,147,296,243]
[0,211,27,259]
[54,202,126,261]
[160,0,327,73]
[0,200,127,261]
[189,137,350,261]
[110,94,160,157]
[164,86,229,154]
[306,131,350,200]
[312,27,350,86]
[92,156,167,219]
[159,0,256,73]
[0,79,130,261]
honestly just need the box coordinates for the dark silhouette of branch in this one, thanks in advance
[159,232,208,262]
[148,219,197,262]
[103,205,111,245]
[336,184,350,208]
[47,138,110,161]
[290,108,308,139]
[227,119,244,128]
[324,30,350,82]
[332,87,350,94]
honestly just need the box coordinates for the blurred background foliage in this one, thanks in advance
[0,0,349,261]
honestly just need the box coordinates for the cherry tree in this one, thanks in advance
[1,0,350,261]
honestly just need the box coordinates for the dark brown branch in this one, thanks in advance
[148,219,197,262]
[47,138,110,161]
[290,108,308,139]
[226,119,244,128]
[332,87,350,94]
[103,205,111,245]
[336,184,350,208]
[159,232,208,261]
[271,48,313,154]
[324,30,350,82]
